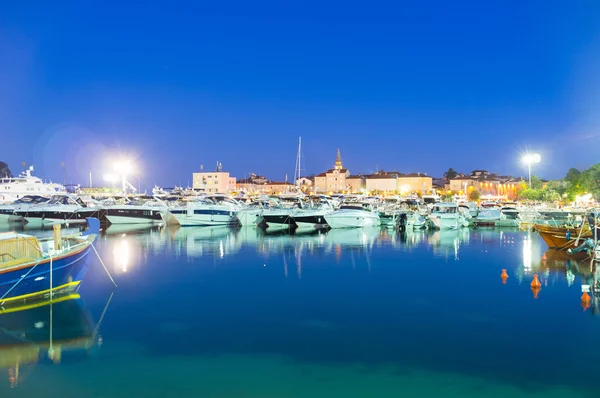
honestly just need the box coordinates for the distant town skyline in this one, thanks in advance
[2,1,599,189]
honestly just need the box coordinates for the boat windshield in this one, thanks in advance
[14,195,49,204]
[433,205,457,213]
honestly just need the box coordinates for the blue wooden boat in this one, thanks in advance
[0,218,100,305]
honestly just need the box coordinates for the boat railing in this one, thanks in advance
[0,234,44,270]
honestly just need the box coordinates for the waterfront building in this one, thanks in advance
[192,163,236,194]
[364,171,433,194]
[347,175,366,193]
[295,176,314,193]
[314,149,350,193]
[237,173,297,194]
[365,171,401,193]
[397,173,433,193]
[448,170,523,200]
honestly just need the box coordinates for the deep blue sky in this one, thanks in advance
[1,0,599,189]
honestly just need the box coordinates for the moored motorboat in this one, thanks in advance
[324,203,380,229]
[162,196,240,226]
[0,195,49,224]
[104,197,164,225]
[428,202,469,230]
[13,195,104,226]
[0,218,100,303]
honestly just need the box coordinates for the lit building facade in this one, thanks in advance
[192,168,236,194]
[347,175,366,193]
[314,149,350,193]
[365,171,433,194]
[448,170,523,200]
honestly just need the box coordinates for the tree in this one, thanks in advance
[565,168,581,183]
[530,175,543,190]
[0,161,12,178]
[444,168,458,180]
[468,189,480,202]
[518,188,540,201]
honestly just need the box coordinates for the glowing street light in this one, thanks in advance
[522,153,541,188]
[112,160,136,194]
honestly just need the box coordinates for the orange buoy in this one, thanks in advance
[501,269,508,280]
[582,291,591,303]
[531,286,541,299]
[531,274,541,288]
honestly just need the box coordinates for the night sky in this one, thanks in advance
[1,1,599,190]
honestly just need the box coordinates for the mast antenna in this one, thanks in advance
[294,137,303,184]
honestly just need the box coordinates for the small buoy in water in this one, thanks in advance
[501,269,508,278]
[531,274,541,288]
[582,291,591,303]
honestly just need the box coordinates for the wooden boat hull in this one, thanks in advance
[533,223,591,249]
[0,218,99,303]
[0,244,92,304]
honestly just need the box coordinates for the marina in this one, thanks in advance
[0,222,599,397]
[2,1,600,395]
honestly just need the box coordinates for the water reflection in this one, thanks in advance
[0,291,111,389]
[99,225,486,261]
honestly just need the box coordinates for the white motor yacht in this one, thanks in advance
[324,203,380,229]
[293,197,334,230]
[0,195,49,223]
[428,202,469,230]
[104,197,165,225]
[162,195,241,226]
[0,166,66,204]
[13,194,102,225]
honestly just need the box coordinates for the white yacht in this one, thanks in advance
[0,166,66,204]
[293,197,335,230]
[104,197,165,225]
[385,210,428,229]
[261,197,303,231]
[0,195,49,223]
[13,194,101,225]
[428,202,469,230]
[458,202,479,218]
[163,195,241,226]
[324,203,380,229]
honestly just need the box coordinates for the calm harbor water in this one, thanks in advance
[1,224,599,397]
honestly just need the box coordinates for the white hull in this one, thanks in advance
[236,208,264,226]
[324,210,380,229]
[429,215,466,230]
[25,216,87,226]
[0,213,24,223]
[106,215,163,225]
[172,213,237,227]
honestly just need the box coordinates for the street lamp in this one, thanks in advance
[522,153,541,188]
[113,161,134,194]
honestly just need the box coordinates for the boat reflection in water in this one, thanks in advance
[0,291,112,388]
[506,233,600,314]
[165,225,243,259]
[101,223,500,262]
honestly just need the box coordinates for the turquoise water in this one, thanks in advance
[1,225,599,397]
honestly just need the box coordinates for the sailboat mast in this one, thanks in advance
[294,137,302,183]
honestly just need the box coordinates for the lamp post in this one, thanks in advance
[522,153,541,188]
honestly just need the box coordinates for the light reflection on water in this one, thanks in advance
[1,223,600,396]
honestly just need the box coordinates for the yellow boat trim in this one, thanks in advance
[0,281,81,305]
[0,293,81,314]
